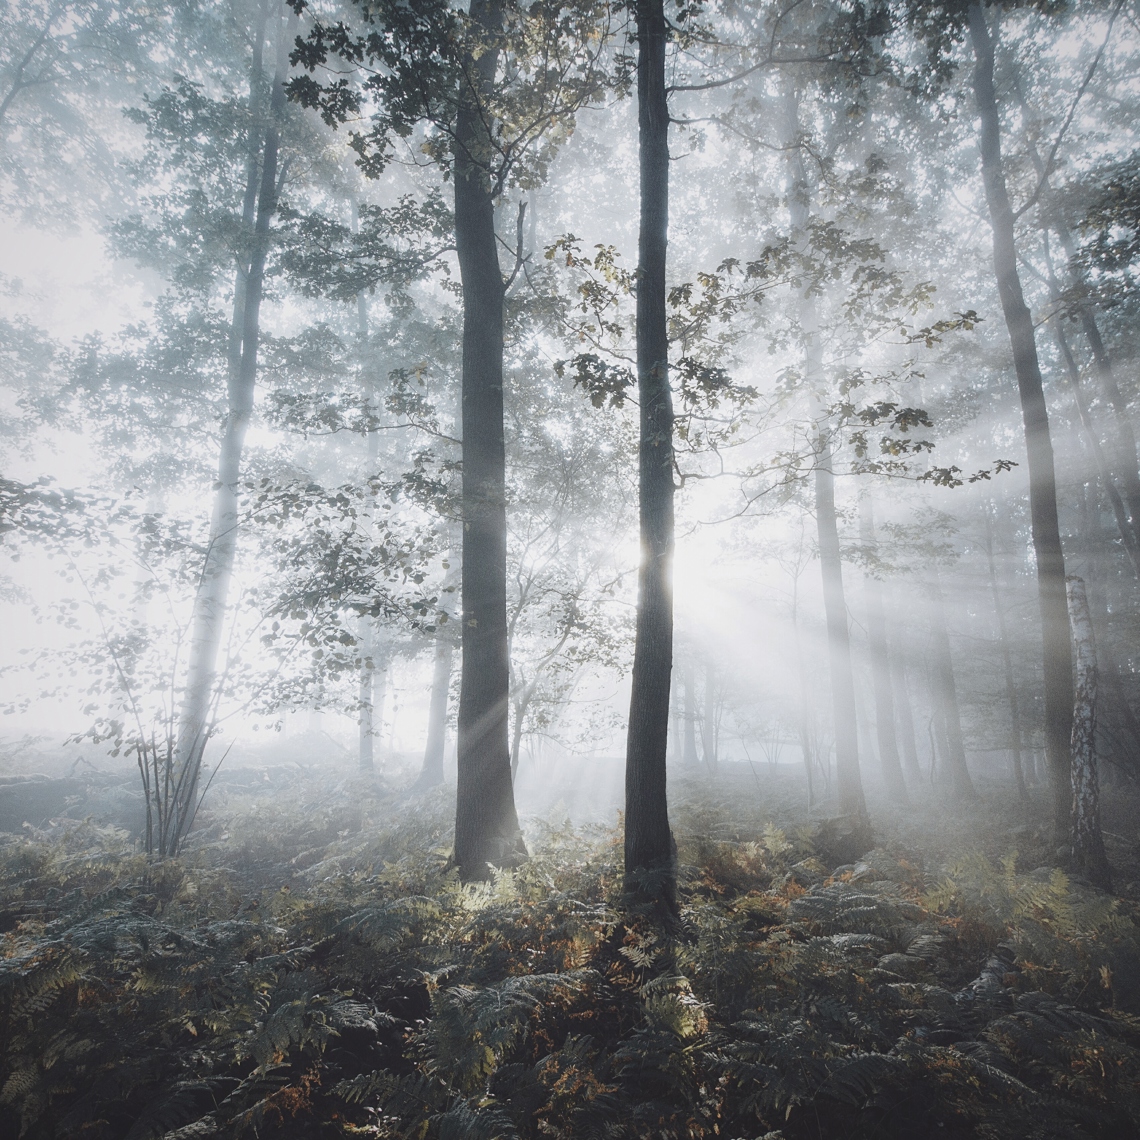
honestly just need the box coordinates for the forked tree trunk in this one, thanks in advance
[860,496,907,802]
[623,0,676,911]
[169,7,291,853]
[968,3,1073,839]
[1065,576,1112,889]
[927,570,978,802]
[452,0,524,880]
[982,506,1028,803]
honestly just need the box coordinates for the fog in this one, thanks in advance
[2,2,1140,1137]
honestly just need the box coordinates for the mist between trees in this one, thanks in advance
[3,1,1140,1138]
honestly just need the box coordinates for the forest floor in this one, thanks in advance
[1,749,1139,1139]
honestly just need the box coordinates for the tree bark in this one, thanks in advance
[860,496,907,802]
[968,3,1073,839]
[452,0,524,880]
[1065,576,1112,889]
[169,6,290,854]
[623,0,676,912]
[983,504,1028,803]
[927,569,978,802]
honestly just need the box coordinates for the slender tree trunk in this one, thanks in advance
[623,0,676,911]
[510,685,528,781]
[682,661,698,767]
[418,633,453,789]
[374,658,388,762]
[701,661,718,774]
[228,0,270,384]
[891,648,921,784]
[357,249,379,774]
[983,505,1028,803]
[793,578,815,805]
[816,438,868,823]
[932,709,949,788]
[968,3,1073,839]
[860,496,907,802]
[1065,576,1112,889]
[783,80,868,829]
[1077,494,1136,794]
[452,0,524,880]
[358,619,375,773]
[169,7,290,853]
[927,570,978,801]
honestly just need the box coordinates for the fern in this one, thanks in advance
[2,772,1139,1139]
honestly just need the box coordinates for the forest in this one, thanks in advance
[2,0,1140,1136]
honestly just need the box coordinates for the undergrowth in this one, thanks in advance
[1,775,1139,1139]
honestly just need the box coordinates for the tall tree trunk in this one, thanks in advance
[169,6,290,854]
[927,570,978,801]
[358,619,375,773]
[419,633,453,789]
[228,0,270,385]
[860,496,907,802]
[793,579,815,804]
[510,684,528,782]
[701,660,718,774]
[1065,576,1112,889]
[783,79,868,830]
[683,661,698,767]
[983,505,1028,803]
[816,438,867,822]
[891,648,922,784]
[374,657,388,762]
[623,0,676,911]
[452,0,524,880]
[968,3,1073,839]
[357,250,379,775]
